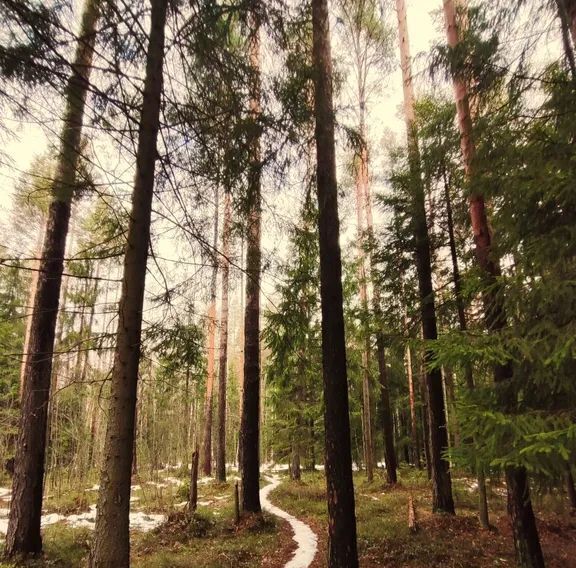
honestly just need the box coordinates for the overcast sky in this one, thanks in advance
[0,0,440,218]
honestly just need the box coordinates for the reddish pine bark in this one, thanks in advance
[216,191,231,482]
[443,1,544,564]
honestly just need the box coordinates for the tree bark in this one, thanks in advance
[566,465,576,512]
[240,6,262,514]
[419,354,432,480]
[354,100,374,483]
[6,0,100,556]
[89,1,167,565]
[376,340,397,483]
[396,0,454,513]
[188,450,199,515]
[555,0,576,80]
[405,344,421,468]
[443,0,544,562]
[19,232,43,400]
[201,187,220,477]
[562,0,576,48]
[216,191,231,482]
[443,168,490,527]
[312,1,359,565]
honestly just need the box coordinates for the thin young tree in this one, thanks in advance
[5,0,101,555]
[240,3,263,514]
[89,0,168,565]
[338,0,395,483]
[201,187,220,477]
[312,0,359,565]
[442,0,544,564]
[216,190,232,482]
[395,0,454,513]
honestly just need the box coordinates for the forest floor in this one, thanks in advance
[0,465,575,567]
[271,466,576,567]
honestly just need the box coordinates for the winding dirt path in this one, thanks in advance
[260,475,318,568]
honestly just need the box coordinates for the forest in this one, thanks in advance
[0,0,575,566]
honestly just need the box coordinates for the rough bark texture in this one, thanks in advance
[89,1,167,565]
[6,0,100,555]
[19,241,41,400]
[443,0,544,563]
[396,0,454,513]
[240,7,262,514]
[312,0,359,565]
[216,191,231,482]
[201,188,220,477]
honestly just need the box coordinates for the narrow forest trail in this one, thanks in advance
[260,475,318,568]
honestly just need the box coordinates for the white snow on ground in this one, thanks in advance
[0,504,164,536]
[260,475,318,568]
[0,487,11,501]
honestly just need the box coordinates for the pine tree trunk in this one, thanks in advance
[443,0,544,562]
[19,230,43,399]
[216,191,231,482]
[405,344,421,468]
[555,0,576,79]
[237,237,245,470]
[354,106,374,483]
[89,1,167,565]
[5,0,100,556]
[188,450,199,514]
[396,0,454,514]
[201,187,220,477]
[444,168,489,527]
[240,7,262,514]
[566,465,576,512]
[376,339,398,483]
[562,0,576,47]
[419,354,432,480]
[312,0,359,565]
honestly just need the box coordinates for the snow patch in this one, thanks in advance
[260,475,318,568]
[0,503,164,536]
